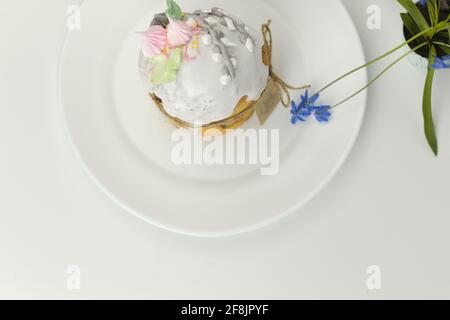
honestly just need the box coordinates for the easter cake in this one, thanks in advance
[138,1,270,128]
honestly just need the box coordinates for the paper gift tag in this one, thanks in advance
[255,78,282,125]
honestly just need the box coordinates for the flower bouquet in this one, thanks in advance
[292,0,450,156]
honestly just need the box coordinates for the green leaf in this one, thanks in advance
[423,45,438,156]
[401,12,426,45]
[150,48,183,85]
[165,0,183,20]
[426,0,438,26]
[433,41,450,54]
[434,25,450,54]
[397,0,430,34]
[438,45,450,54]
[401,12,420,34]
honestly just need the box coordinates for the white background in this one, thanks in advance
[1,0,450,299]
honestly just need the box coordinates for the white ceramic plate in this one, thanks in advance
[59,0,367,237]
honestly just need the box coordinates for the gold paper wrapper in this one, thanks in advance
[150,78,275,132]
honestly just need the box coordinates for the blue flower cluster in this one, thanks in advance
[431,55,450,69]
[290,90,332,124]
[419,0,427,6]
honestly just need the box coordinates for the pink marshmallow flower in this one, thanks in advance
[138,25,167,58]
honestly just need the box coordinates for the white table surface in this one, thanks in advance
[1,0,450,299]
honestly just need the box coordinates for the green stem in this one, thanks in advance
[330,42,429,109]
[432,41,450,48]
[317,22,449,95]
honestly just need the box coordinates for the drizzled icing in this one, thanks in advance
[138,5,257,86]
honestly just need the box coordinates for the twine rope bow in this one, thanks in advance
[261,20,310,108]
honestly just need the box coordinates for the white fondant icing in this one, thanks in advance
[245,38,254,53]
[202,34,212,46]
[186,17,197,28]
[221,37,236,47]
[212,53,223,63]
[220,74,232,86]
[204,16,219,24]
[224,17,236,31]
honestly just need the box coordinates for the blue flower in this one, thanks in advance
[290,90,332,124]
[419,0,426,7]
[313,105,332,123]
[290,90,313,124]
[431,55,450,69]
